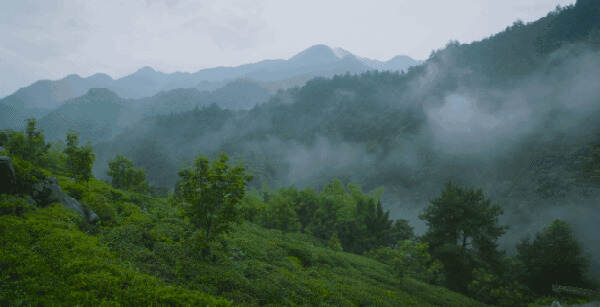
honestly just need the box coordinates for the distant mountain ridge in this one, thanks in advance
[37,78,273,143]
[0,45,421,111]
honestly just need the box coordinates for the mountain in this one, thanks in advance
[0,103,21,130]
[0,45,421,113]
[2,73,113,110]
[360,55,424,71]
[36,78,272,144]
[38,88,131,142]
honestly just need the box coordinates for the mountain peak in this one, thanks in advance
[64,74,82,80]
[134,66,157,75]
[290,44,338,63]
[89,73,113,81]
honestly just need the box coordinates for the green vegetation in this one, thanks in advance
[0,124,487,306]
[176,153,252,259]
[1,118,49,165]
[517,219,592,296]
[420,182,507,293]
[249,181,414,255]
[0,205,229,306]
[107,154,150,193]
[1,2,600,305]
[64,130,95,182]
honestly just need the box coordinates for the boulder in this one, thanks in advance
[33,177,100,223]
[0,156,16,194]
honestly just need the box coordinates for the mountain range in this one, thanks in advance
[0,45,421,112]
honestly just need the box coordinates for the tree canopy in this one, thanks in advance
[517,219,591,295]
[64,131,94,182]
[420,182,507,292]
[107,155,149,193]
[176,153,252,258]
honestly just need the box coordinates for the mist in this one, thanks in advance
[90,40,600,281]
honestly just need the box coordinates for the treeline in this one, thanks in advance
[245,180,414,254]
[0,118,166,196]
[246,179,596,305]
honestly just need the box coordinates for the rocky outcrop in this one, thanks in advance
[32,177,99,223]
[1,155,99,223]
[0,156,16,194]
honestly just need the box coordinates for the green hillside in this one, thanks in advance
[0,147,484,306]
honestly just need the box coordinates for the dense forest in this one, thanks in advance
[2,1,600,306]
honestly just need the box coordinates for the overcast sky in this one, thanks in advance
[0,0,575,97]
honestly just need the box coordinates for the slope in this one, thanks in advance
[0,148,484,306]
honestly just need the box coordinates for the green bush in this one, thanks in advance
[0,194,36,216]
[12,156,50,195]
[0,205,230,306]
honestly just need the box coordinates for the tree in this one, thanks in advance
[420,182,507,292]
[176,153,252,258]
[260,193,301,232]
[107,155,149,193]
[390,219,414,242]
[341,198,395,254]
[5,119,49,165]
[327,232,343,251]
[64,131,94,182]
[516,219,591,295]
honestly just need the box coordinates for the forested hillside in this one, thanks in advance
[0,123,489,306]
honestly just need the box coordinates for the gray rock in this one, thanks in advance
[33,177,100,223]
[87,210,100,223]
[24,195,37,206]
[0,156,16,194]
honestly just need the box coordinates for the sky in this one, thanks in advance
[0,0,575,97]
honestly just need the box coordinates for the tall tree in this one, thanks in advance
[64,131,94,182]
[176,153,252,258]
[107,155,149,193]
[517,219,591,295]
[5,119,49,165]
[420,182,507,292]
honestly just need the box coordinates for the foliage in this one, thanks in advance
[218,223,484,306]
[0,205,230,306]
[420,182,508,292]
[367,241,444,285]
[0,194,36,216]
[516,219,592,295]
[466,267,529,306]
[259,192,301,232]
[327,232,343,251]
[254,180,413,254]
[0,171,484,306]
[2,118,50,166]
[176,153,252,258]
[107,154,150,193]
[11,155,50,195]
[64,130,94,182]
